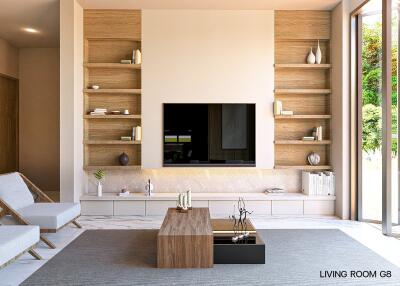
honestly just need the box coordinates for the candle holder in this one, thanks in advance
[186,190,192,210]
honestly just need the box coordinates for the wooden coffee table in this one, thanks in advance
[157,208,213,268]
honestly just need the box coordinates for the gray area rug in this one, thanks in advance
[22,229,400,286]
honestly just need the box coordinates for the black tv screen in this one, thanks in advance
[163,104,255,166]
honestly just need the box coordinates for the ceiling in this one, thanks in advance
[0,0,59,48]
[0,0,341,48]
[78,0,342,10]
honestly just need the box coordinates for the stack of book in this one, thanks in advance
[273,100,283,115]
[273,100,293,116]
[281,110,293,116]
[302,171,335,196]
[132,126,142,141]
[302,136,315,141]
[120,59,132,64]
[313,126,323,141]
[120,136,132,141]
[90,108,107,115]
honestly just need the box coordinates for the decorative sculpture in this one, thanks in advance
[230,197,253,243]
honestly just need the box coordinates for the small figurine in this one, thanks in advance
[230,197,253,243]
[145,179,154,196]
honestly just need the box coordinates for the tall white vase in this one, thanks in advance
[307,47,316,64]
[315,40,322,64]
[97,181,103,197]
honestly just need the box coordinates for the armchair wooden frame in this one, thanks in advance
[0,243,42,270]
[0,172,82,249]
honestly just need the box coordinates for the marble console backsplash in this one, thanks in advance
[85,169,301,194]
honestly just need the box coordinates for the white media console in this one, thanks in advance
[80,193,335,216]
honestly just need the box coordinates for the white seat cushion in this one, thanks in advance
[0,173,34,210]
[0,225,40,266]
[18,203,81,229]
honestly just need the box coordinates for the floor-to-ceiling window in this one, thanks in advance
[359,3,383,222]
[354,0,399,235]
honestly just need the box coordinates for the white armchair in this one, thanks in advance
[0,172,81,248]
[0,225,41,268]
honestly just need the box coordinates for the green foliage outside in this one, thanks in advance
[362,20,398,155]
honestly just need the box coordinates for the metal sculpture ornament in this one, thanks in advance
[230,197,253,243]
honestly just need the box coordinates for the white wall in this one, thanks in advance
[142,10,275,168]
[331,0,365,219]
[60,0,84,202]
[19,48,60,194]
[0,38,18,78]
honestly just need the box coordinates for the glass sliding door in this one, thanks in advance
[392,1,399,226]
[359,0,383,222]
[354,0,399,235]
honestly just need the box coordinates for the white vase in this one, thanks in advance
[315,40,322,64]
[307,152,320,166]
[145,179,154,196]
[97,181,103,197]
[307,47,316,64]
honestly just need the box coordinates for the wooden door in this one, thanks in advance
[0,75,18,173]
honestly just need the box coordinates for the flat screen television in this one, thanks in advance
[163,103,255,166]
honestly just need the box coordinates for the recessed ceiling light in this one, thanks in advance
[23,27,39,33]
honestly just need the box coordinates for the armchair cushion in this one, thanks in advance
[0,173,34,210]
[0,225,40,266]
[18,203,81,229]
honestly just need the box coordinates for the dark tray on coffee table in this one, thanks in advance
[211,219,265,264]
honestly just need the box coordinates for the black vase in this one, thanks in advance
[119,152,129,166]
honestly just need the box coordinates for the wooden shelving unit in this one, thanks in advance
[84,63,141,69]
[83,165,141,171]
[275,165,332,170]
[275,115,331,119]
[86,37,141,41]
[274,140,331,145]
[84,140,141,145]
[83,10,142,170]
[274,11,332,170]
[274,64,331,69]
[274,89,331,94]
[83,115,141,119]
[84,89,141,94]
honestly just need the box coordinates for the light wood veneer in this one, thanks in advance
[274,11,332,169]
[157,208,213,268]
[83,10,142,169]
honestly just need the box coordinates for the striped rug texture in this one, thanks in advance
[22,229,400,286]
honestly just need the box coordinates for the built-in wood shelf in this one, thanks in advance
[275,115,331,119]
[84,140,141,145]
[275,38,330,42]
[83,165,141,171]
[86,37,141,41]
[274,140,331,145]
[83,115,141,119]
[274,165,332,170]
[84,63,141,69]
[274,89,331,94]
[83,10,142,170]
[83,89,142,94]
[274,11,332,170]
[274,64,331,69]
